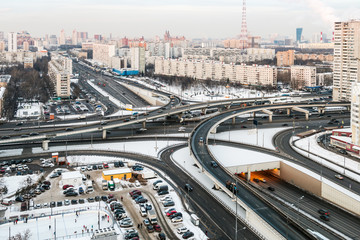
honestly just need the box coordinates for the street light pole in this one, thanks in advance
[297,196,304,220]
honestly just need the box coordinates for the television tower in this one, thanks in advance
[240,0,248,41]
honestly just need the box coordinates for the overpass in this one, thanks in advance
[0,101,349,149]
[189,103,351,240]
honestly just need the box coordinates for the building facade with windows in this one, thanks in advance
[333,20,360,101]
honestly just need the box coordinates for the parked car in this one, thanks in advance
[171,216,183,223]
[268,186,275,191]
[79,199,85,204]
[147,225,155,233]
[157,233,166,240]
[71,199,78,205]
[64,199,70,206]
[66,191,78,197]
[143,219,150,226]
[210,161,218,168]
[177,227,188,234]
[79,187,84,194]
[57,201,63,207]
[182,231,194,239]
[154,225,161,232]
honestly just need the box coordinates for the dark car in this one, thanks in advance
[118,161,124,167]
[268,186,275,191]
[318,209,330,215]
[101,195,108,201]
[184,184,193,192]
[50,201,56,208]
[124,232,139,239]
[158,233,166,240]
[57,201,63,207]
[71,199,78,204]
[147,225,155,233]
[182,231,194,239]
[15,196,25,202]
[114,162,120,168]
[66,191,78,197]
[136,198,148,204]
[79,199,85,204]
[92,165,98,170]
[170,212,183,219]
[65,128,74,131]
[158,190,169,196]
[87,197,95,203]
[95,196,101,202]
[210,161,218,168]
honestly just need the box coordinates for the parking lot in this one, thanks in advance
[2,159,203,239]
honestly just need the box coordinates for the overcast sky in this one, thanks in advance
[0,0,359,39]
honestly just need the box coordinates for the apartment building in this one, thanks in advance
[48,57,71,98]
[290,65,316,89]
[276,50,294,66]
[155,58,277,86]
[93,44,116,66]
[333,20,360,101]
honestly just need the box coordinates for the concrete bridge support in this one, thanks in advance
[201,108,207,115]
[261,109,273,123]
[232,117,236,125]
[102,130,107,140]
[142,121,146,129]
[247,167,251,182]
[42,140,50,151]
[287,108,291,116]
[292,106,310,121]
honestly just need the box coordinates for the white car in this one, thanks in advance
[135,180,141,187]
[80,167,86,172]
[86,165,92,171]
[64,199,70,205]
[34,204,41,209]
[42,203,49,208]
[171,216,183,223]
[177,227,188,234]
[178,127,186,132]
[160,196,172,202]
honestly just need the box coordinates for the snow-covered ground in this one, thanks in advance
[0,207,113,240]
[293,133,360,182]
[2,175,41,198]
[211,127,292,150]
[125,77,281,102]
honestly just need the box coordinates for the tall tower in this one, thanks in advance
[240,0,248,41]
[8,32,17,52]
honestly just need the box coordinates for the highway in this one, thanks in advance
[190,104,357,239]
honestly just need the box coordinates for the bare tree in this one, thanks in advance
[10,229,32,240]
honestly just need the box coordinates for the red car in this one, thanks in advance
[154,225,161,232]
[103,163,109,168]
[129,190,141,196]
[103,83,106,87]
[63,185,73,190]
[166,210,177,217]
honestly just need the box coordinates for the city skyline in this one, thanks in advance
[1,0,359,39]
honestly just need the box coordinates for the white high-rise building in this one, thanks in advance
[59,29,66,45]
[8,32,17,52]
[333,20,360,101]
[72,29,78,45]
[130,47,145,74]
[93,44,115,66]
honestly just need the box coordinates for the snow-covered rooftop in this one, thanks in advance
[330,135,352,144]
[103,168,132,176]
[333,128,352,133]
[62,171,82,180]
